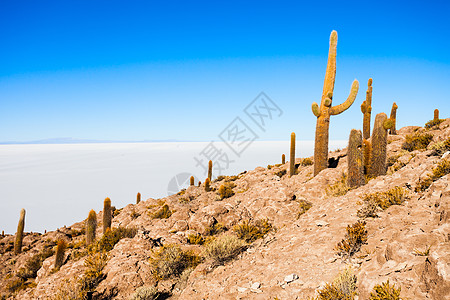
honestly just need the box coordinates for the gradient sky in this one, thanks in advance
[1,0,449,143]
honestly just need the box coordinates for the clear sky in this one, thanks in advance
[1,0,449,143]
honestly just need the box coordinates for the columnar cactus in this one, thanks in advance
[312,31,359,176]
[347,129,364,188]
[434,109,439,121]
[389,102,398,135]
[204,178,211,192]
[103,198,112,235]
[289,132,296,177]
[361,79,373,140]
[54,239,67,269]
[190,176,195,186]
[282,154,285,164]
[208,160,213,181]
[14,208,26,255]
[369,113,394,177]
[86,209,97,245]
[363,139,372,175]
[136,192,141,204]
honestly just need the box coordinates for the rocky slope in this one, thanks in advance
[1,120,449,300]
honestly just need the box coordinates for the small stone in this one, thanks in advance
[237,287,247,293]
[251,282,261,289]
[284,273,299,283]
[442,151,450,159]
[316,220,329,227]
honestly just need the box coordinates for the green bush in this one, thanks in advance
[233,219,273,243]
[150,245,200,280]
[202,234,246,266]
[401,132,433,151]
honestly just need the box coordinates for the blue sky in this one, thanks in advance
[1,0,449,143]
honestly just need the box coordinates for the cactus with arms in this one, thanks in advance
[312,30,359,176]
[389,102,398,135]
[369,113,394,177]
[347,129,365,188]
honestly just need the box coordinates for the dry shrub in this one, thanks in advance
[401,132,433,151]
[369,280,401,300]
[233,219,273,243]
[425,118,444,129]
[187,233,204,245]
[430,138,450,156]
[301,157,314,166]
[17,246,54,280]
[326,173,350,197]
[80,251,108,292]
[150,204,172,219]
[360,187,408,211]
[129,286,158,300]
[202,234,246,265]
[51,278,84,300]
[415,158,450,191]
[357,197,379,219]
[149,245,200,280]
[96,227,137,252]
[204,223,227,236]
[218,183,235,199]
[297,199,312,218]
[274,169,287,177]
[317,267,357,300]
[335,221,368,258]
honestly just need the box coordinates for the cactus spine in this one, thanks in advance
[311,31,359,176]
[136,192,141,204]
[103,198,112,235]
[190,176,195,186]
[389,102,398,135]
[282,154,285,164]
[204,178,211,192]
[361,79,373,140]
[347,129,365,188]
[14,208,26,255]
[289,132,296,176]
[54,239,67,269]
[208,160,213,181]
[369,113,393,177]
[434,109,439,121]
[86,209,97,245]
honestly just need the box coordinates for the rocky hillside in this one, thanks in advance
[1,119,449,300]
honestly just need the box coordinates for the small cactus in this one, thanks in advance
[361,78,373,140]
[389,102,398,135]
[103,198,112,235]
[86,209,97,245]
[282,154,285,164]
[363,139,372,175]
[311,31,359,176]
[54,239,67,269]
[434,109,439,121]
[190,176,195,186]
[208,160,213,181]
[136,192,141,204]
[290,132,296,176]
[369,113,393,177]
[198,181,201,187]
[14,208,26,255]
[204,178,211,192]
[347,129,365,188]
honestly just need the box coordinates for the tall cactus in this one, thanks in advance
[208,160,213,181]
[361,79,373,140]
[103,198,112,235]
[14,208,26,255]
[369,113,394,177]
[347,129,364,188]
[190,176,195,186]
[86,209,97,245]
[289,132,296,176]
[136,192,141,204]
[54,239,67,269]
[282,154,285,164]
[389,102,398,135]
[434,109,439,121]
[312,31,359,176]
[363,139,372,175]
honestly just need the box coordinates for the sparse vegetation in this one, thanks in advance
[316,267,357,300]
[95,227,137,252]
[415,158,450,191]
[413,245,431,256]
[369,280,401,300]
[187,233,204,245]
[149,245,200,280]
[79,251,109,292]
[202,234,246,266]
[130,286,158,300]
[359,187,408,211]
[297,199,312,218]
[326,173,350,197]
[430,138,450,156]
[401,132,433,151]
[301,157,314,166]
[274,169,287,177]
[150,204,172,219]
[425,118,444,129]
[335,221,367,258]
[204,223,227,236]
[233,219,273,243]
[218,183,235,199]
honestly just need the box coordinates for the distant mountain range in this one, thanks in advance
[0,137,188,145]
